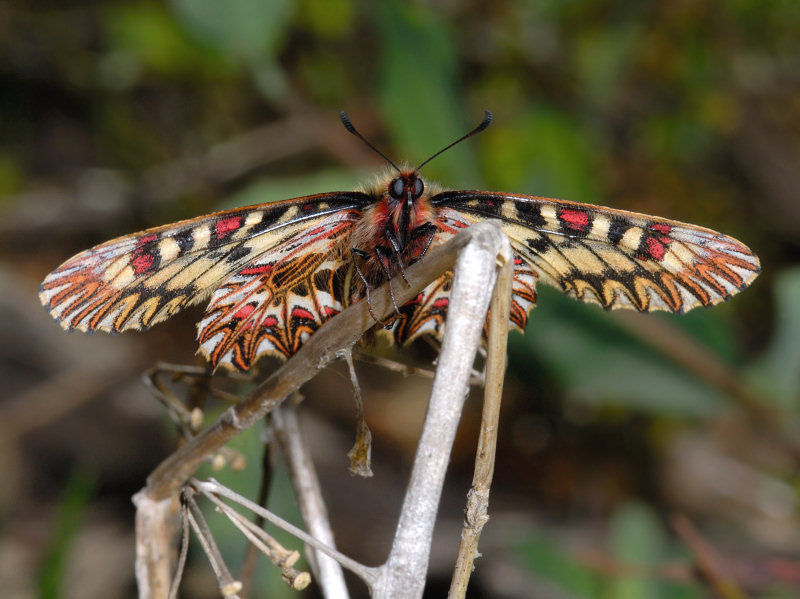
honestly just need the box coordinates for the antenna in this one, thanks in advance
[340,111,401,173]
[416,110,493,171]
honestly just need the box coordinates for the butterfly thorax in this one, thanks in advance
[350,169,442,286]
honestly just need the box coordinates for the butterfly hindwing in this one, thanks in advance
[380,207,539,346]
[197,211,360,370]
[431,191,760,314]
[39,193,372,335]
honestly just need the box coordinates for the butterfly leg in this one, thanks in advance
[372,246,403,316]
[384,228,412,287]
[350,248,392,327]
[385,222,438,287]
[410,222,438,261]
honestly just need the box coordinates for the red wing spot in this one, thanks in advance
[323,306,339,317]
[432,298,449,309]
[644,237,666,261]
[451,220,469,229]
[559,208,590,231]
[514,256,523,265]
[291,307,315,321]
[239,264,272,276]
[215,216,242,240]
[132,253,155,274]
[302,204,314,212]
[651,223,672,236]
[263,316,278,328]
[233,304,255,319]
[137,234,158,247]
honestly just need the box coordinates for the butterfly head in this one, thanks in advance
[342,109,491,256]
[380,170,431,249]
[388,171,425,204]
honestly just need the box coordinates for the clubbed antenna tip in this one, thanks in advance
[416,110,493,171]
[339,111,400,173]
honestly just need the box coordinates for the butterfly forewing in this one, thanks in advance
[40,193,372,335]
[431,191,760,314]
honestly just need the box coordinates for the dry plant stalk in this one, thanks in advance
[671,514,751,599]
[449,234,513,598]
[373,223,509,598]
[133,221,510,599]
[271,399,350,597]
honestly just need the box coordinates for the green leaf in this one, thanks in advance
[659,308,741,365]
[513,288,728,416]
[37,469,96,599]
[639,113,715,165]
[746,267,800,409]
[298,0,355,38]
[516,531,599,598]
[607,502,666,599]
[481,106,600,204]
[221,169,363,210]
[574,22,643,112]
[0,152,24,199]
[105,3,232,81]
[374,0,480,186]
[169,0,294,64]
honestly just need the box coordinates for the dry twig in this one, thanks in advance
[134,222,509,598]
[272,401,350,597]
[449,236,513,598]
[672,513,751,599]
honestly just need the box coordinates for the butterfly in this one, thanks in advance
[40,111,760,372]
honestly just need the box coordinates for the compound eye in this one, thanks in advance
[390,178,404,199]
[413,178,424,198]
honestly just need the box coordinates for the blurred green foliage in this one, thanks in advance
[4,0,799,597]
[746,267,800,410]
[36,469,96,599]
[517,502,683,599]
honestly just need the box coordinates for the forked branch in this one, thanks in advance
[134,221,511,598]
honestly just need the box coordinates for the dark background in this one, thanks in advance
[1,1,799,597]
